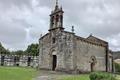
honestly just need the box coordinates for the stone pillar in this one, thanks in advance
[14,56,20,66]
[1,55,5,66]
[27,57,31,66]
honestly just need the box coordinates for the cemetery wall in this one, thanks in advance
[0,54,39,68]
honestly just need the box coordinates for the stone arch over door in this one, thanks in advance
[51,51,57,71]
[90,56,97,72]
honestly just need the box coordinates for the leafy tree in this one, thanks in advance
[12,50,24,55]
[0,42,10,54]
[25,43,39,56]
[16,50,24,55]
[0,42,39,56]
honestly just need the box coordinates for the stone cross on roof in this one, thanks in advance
[56,0,58,6]
[72,26,74,33]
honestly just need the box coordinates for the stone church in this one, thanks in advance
[39,1,112,73]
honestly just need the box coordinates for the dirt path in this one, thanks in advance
[34,70,120,80]
[34,70,72,80]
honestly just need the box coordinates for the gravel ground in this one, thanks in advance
[34,70,72,80]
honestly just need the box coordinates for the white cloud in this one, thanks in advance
[0,0,120,51]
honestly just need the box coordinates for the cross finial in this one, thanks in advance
[40,34,42,38]
[90,33,93,36]
[56,0,58,6]
[55,0,59,10]
[72,26,74,33]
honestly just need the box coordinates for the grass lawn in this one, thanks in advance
[61,74,120,80]
[116,75,120,80]
[0,67,119,80]
[60,74,90,80]
[60,74,119,80]
[0,67,38,80]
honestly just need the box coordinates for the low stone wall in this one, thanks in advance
[0,54,39,68]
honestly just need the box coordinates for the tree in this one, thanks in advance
[0,42,10,54]
[11,50,24,55]
[25,43,39,56]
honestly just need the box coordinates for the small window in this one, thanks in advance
[52,38,56,43]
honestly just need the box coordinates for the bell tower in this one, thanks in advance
[49,0,64,31]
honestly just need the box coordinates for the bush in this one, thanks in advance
[89,72,116,80]
[114,62,120,72]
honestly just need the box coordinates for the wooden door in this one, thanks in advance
[52,55,57,71]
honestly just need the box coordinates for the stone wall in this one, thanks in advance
[108,55,113,72]
[39,33,51,69]
[39,31,75,71]
[58,32,75,71]
[0,54,39,68]
[75,39,106,72]
[39,30,109,73]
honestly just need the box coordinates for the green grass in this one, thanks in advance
[116,75,120,80]
[0,67,38,80]
[0,67,119,80]
[61,74,90,80]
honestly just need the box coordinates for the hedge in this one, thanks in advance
[89,72,116,80]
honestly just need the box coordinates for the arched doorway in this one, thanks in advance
[90,56,97,72]
[52,55,57,71]
[52,51,57,71]
[91,61,95,72]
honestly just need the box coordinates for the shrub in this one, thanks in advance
[114,62,120,72]
[89,72,116,80]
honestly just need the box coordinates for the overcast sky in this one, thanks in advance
[0,0,120,51]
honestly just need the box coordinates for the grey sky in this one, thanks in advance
[0,0,120,51]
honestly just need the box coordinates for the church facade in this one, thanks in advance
[39,1,111,73]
